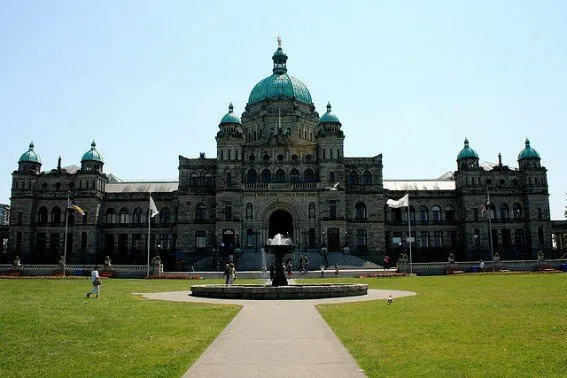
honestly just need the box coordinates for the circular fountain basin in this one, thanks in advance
[190,283,369,300]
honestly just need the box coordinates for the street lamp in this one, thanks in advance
[486,186,495,271]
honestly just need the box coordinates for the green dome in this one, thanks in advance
[518,138,540,160]
[457,138,479,160]
[248,40,312,105]
[220,103,241,124]
[81,140,104,163]
[319,102,341,124]
[18,142,42,163]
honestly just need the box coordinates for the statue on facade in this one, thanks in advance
[448,253,455,264]
[12,256,21,267]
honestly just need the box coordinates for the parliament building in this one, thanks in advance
[5,40,552,269]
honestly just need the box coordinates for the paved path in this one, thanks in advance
[139,288,416,377]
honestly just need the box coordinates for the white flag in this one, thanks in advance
[149,195,159,217]
[387,194,409,208]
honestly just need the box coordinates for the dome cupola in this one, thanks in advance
[457,138,479,160]
[247,37,313,106]
[17,141,42,173]
[518,138,540,160]
[319,102,341,125]
[80,140,104,173]
[219,103,241,125]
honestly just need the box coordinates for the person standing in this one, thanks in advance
[222,263,230,284]
[227,263,236,284]
[479,259,485,272]
[87,267,101,298]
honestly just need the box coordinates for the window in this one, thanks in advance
[500,204,509,220]
[52,207,62,224]
[203,172,214,187]
[419,206,428,222]
[105,209,117,224]
[432,206,441,222]
[537,207,542,220]
[195,231,206,249]
[226,172,232,185]
[329,171,335,182]
[160,208,171,224]
[329,200,337,219]
[513,203,522,219]
[290,169,299,183]
[473,208,479,221]
[275,169,285,183]
[225,206,232,221]
[355,202,367,220]
[195,203,207,221]
[304,169,315,183]
[434,231,443,247]
[189,173,200,187]
[362,171,372,185]
[538,227,544,248]
[488,204,496,220]
[133,208,144,224]
[356,229,367,249]
[515,229,524,246]
[448,231,457,247]
[348,171,359,185]
[38,207,48,224]
[81,232,87,252]
[420,231,430,247]
[247,169,257,183]
[261,169,271,183]
[445,206,455,222]
[17,212,22,225]
[119,208,129,224]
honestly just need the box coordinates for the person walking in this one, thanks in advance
[87,267,101,298]
[222,263,230,284]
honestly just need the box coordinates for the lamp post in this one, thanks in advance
[486,186,495,271]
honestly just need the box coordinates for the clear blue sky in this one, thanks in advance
[1,0,565,219]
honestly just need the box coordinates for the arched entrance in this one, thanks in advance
[269,210,293,239]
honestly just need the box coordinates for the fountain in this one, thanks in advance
[190,234,369,299]
[265,233,294,286]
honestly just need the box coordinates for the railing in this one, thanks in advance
[243,182,317,191]
[397,259,567,275]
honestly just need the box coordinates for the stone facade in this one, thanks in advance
[4,42,553,268]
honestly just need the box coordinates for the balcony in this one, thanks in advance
[243,182,317,191]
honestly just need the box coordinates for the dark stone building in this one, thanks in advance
[5,40,552,268]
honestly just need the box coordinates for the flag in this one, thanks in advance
[149,195,159,218]
[387,194,409,208]
[479,203,487,217]
[67,198,85,216]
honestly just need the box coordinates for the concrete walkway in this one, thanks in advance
[139,287,416,378]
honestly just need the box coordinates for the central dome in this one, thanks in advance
[248,38,312,106]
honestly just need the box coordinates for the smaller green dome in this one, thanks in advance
[319,102,341,124]
[81,140,104,163]
[457,138,479,160]
[219,103,241,124]
[19,142,42,164]
[518,138,540,160]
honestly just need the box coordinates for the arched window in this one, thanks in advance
[304,169,315,183]
[245,203,253,220]
[119,208,129,224]
[419,206,429,222]
[513,203,522,219]
[105,208,116,224]
[203,172,214,187]
[362,171,372,185]
[355,202,367,220]
[444,206,455,222]
[38,207,48,224]
[247,169,257,184]
[195,203,207,221]
[189,173,200,186]
[133,208,144,224]
[160,208,171,224]
[348,171,359,185]
[261,169,271,183]
[275,169,285,183]
[432,206,441,222]
[499,204,509,220]
[290,169,300,183]
[52,207,62,224]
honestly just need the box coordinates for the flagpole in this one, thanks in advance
[147,194,151,278]
[407,194,412,274]
[63,193,69,277]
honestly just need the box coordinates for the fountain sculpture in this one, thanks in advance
[265,233,294,286]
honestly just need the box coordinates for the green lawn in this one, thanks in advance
[0,278,241,378]
[1,274,566,377]
[313,274,567,377]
